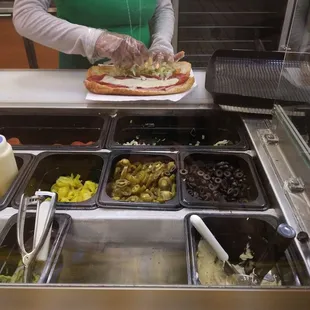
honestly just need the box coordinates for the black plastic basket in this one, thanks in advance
[205,50,310,113]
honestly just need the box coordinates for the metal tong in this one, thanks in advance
[17,191,57,283]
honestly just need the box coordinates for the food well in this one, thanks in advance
[0,113,109,150]
[56,217,187,284]
[13,152,107,209]
[98,152,180,210]
[0,213,71,284]
[180,152,267,210]
[108,113,248,150]
[186,214,300,286]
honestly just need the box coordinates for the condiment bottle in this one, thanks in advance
[0,135,18,197]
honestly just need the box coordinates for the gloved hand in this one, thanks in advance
[149,44,174,64]
[149,36,174,64]
[94,31,149,68]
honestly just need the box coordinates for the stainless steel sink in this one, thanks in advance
[52,208,282,285]
[56,214,187,285]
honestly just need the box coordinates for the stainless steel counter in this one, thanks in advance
[1,70,310,309]
[0,116,310,310]
[0,69,214,109]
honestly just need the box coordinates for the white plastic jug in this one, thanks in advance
[0,135,18,197]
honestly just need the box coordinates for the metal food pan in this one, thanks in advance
[0,213,71,284]
[97,151,181,210]
[185,213,301,286]
[12,152,108,210]
[0,113,110,150]
[179,151,267,210]
[56,216,187,285]
[107,113,248,151]
[0,153,33,211]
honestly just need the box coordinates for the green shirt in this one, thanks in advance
[54,0,157,69]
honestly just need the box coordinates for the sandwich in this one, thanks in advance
[84,51,195,96]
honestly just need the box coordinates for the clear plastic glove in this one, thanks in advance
[94,31,149,68]
[149,44,174,64]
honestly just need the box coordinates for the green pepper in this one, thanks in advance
[120,166,129,179]
[143,163,151,172]
[158,176,172,190]
[121,187,132,197]
[132,164,142,175]
[150,186,158,195]
[146,174,155,188]
[136,171,146,182]
[167,162,176,173]
[127,166,134,174]
[142,163,148,170]
[133,162,142,167]
[159,190,173,201]
[153,171,162,181]
[126,174,139,185]
[171,183,176,197]
[157,197,165,203]
[126,195,140,202]
[117,159,130,167]
[132,184,141,194]
[113,167,121,180]
[152,162,165,172]
[141,172,149,185]
[115,179,130,188]
[139,185,146,193]
[110,158,176,204]
[140,192,154,202]
[155,187,161,198]
[112,188,123,197]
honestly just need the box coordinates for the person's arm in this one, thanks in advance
[13,0,148,66]
[13,0,102,61]
[149,0,175,63]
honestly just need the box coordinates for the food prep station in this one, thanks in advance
[0,67,310,310]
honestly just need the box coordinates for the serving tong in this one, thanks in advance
[190,215,296,286]
[17,191,57,283]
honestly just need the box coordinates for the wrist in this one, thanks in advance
[90,29,108,63]
[150,36,174,54]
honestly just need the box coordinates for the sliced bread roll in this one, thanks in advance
[84,61,195,96]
